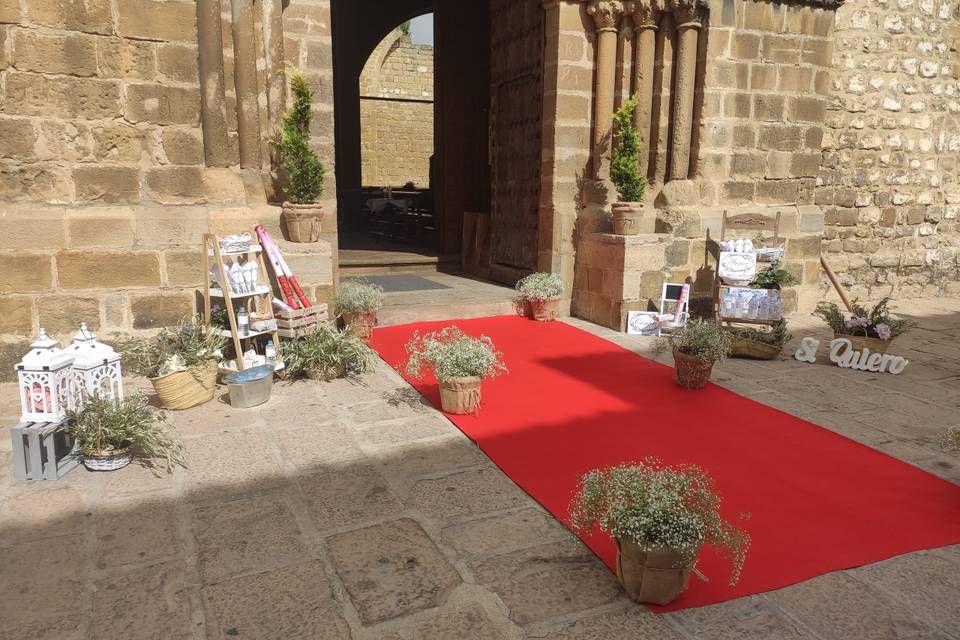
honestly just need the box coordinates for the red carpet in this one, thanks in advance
[369,316,960,611]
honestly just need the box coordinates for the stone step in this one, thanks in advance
[376,299,519,327]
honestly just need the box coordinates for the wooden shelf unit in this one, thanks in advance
[202,234,282,372]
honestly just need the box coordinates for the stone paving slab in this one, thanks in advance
[0,299,958,638]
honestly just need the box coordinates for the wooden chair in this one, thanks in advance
[712,211,782,317]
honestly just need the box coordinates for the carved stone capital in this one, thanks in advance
[631,0,661,30]
[587,0,631,32]
[669,0,706,26]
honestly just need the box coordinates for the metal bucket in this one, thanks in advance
[224,365,275,409]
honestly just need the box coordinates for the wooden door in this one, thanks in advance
[488,0,544,284]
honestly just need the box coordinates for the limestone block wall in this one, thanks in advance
[817,0,960,299]
[359,33,434,187]
[694,0,836,208]
[0,0,338,344]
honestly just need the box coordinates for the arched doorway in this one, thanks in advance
[332,0,544,286]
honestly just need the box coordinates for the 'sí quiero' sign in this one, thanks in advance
[793,337,909,375]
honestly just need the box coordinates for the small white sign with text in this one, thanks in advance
[793,337,909,375]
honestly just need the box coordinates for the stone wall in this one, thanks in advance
[0,0,337,345]
[817,0,960,299]
[359,32,434,187]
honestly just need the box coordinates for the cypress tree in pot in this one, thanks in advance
[610,94,654,235]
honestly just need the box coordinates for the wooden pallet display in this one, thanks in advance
[202,234,284,373]
[712,211,783,328]
[275,304,330,339]
[11,420,81,481]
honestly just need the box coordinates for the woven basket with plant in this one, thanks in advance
[726,322,791,360]
[336,280,385,338]
[515,272,564,321]
[655,319,732,389]
[281,324,375,381]
[814,298,912,354]
[115,319,226,410]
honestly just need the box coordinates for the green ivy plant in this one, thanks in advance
[610,93,646,203]
[272,67,325,204]
[570,459,750,585]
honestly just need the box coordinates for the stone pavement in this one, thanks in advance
[1,299,958,639]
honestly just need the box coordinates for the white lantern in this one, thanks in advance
[16,328,76,423]
[65,323,124,402]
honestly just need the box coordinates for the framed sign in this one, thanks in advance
[627,311,660,336]
[718,251,757,285]
[659,282,690,334]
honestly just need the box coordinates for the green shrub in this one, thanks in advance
[610,93,646,203]
[272,67,325,204]
[570,459,750,585]
[515,272,564,301]
[281,325,376,380]
[655,318,732,362]
[335,280,385,314]
[814,298,912,340]
[62,393,184,474]
[405,326,507,382]
[115,318,226,379]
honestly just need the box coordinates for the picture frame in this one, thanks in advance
[627,311,661,336]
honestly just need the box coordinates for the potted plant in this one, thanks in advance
[814,297,911,355]
[610,94,653,235]
[726,322,791,360]
[655,318,732,389]
[570,459,750,605]
[939,425,960,455]
[115,319,226,410]
[272,67,326,243]
[61,393,185,473]
[404,326,507,414]
[335,280,385,339]
[515,272,564,321]
[281,325,375,381]
[753,264,795,290]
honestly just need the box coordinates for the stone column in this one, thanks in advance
[631,2,658,179]
[668,2,702,181]
[196,0,230,167]
[587,0,629,178]
[231,0,261,170]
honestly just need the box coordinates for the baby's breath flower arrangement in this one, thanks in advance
[335,280,385,313]
[939,425,960,454]
[405,326,507,382]
[515,272,564,302]
[570,459,750,586]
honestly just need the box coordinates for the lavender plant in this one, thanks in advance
[814,298,911,341]
[405,326,507,382]
[570,459,750,585]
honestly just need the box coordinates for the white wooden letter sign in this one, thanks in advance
[794,337,909,375]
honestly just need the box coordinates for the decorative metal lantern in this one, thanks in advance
[65,323,124,402]
[16,329,76,423]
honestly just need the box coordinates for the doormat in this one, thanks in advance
[345,275,452,293]
[369,316,960,611]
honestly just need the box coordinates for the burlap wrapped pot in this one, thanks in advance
[342,310,377,339]
[529,297,561,321]
[282,203,323,242]
[615,539,695,605]
[438,376,482,414]
[672,349,715,390]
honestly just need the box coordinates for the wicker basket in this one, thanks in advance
[83,446,132,472]
[282,203,323,242]
[833,333,893,355]
[730,337,782,360]
[150,359,219,410]
[672,350,715,389]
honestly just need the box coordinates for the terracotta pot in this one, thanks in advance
[615,539,695,605]
[833,333,892,355]
[342,310,377,339]
[83,445,132,472]
[672,349,715,389]
[438,376,482,414]
[529,297,561,321]
[282,202,323,242]
[612,202,655,235]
